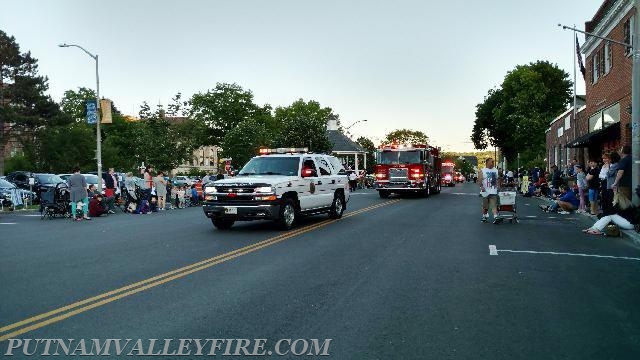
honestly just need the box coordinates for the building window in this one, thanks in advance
[564,115,571,130]
[566,147,571,167]
[602,102,621,127]
[592,51,600,84]
[625,16,635,55]
[589,102,621,132]
[604,42,612,74]
[557,127,564,137]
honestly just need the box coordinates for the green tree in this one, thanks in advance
[471,60,572,168]
[0,30,69,174]
[356,136,376,174]
[34,122,96,173]
[272,99,333,152]
[189,83,265,146]
[222,118,274,168]
[384,129,430,144]
[60,87,96,122]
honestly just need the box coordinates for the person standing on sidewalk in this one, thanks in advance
[586,160,601,216]
[605,152,621,214]
[575,165,587,213]
[478,158,502,224]
[613,145,632,201]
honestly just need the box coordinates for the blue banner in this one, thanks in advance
[86,100,97,124]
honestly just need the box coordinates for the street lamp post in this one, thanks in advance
[59,43,102,190]
[344,119,368,131]
[560,3,640,204]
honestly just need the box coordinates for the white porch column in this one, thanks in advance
[363,153,367,173]
[355,154,359,172]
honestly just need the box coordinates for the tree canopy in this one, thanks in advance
[272,99,333,153]
[384,129,429,144]
[471,60,572,168]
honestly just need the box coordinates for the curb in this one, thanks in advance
[529,195,640,248]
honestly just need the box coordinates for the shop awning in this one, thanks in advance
[565,122,620,148]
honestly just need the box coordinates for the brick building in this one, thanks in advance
[546,96,586,170]
[573,0,633,158]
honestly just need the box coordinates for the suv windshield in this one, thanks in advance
[36,174,64,185]
[239,157,300,176]
[377,150,422,165]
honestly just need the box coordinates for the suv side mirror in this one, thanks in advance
[301,167,317,178]
[337,169,347,176]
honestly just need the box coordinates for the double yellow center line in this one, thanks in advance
[0,199,400,341]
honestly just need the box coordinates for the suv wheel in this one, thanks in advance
[329,193,345,219]
[212,218,235,230]
[277,199,296,230]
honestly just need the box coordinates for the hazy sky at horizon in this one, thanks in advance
[1,0,603,152]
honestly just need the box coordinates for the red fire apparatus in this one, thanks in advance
[441,161,456,187]
[374,143,442,198]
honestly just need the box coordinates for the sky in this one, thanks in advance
[1,0,603,152]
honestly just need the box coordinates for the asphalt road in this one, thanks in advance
[1,182,640,359]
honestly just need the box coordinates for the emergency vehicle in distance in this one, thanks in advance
[441,161,456,187]
[374,143,442,198]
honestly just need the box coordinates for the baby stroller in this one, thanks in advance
[40,183,71,220]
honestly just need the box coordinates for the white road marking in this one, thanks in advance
[22,214,41,217]
[0,222,17,225]
[452,193,477,196]
[525,215,537,218]
[489,246,640,262]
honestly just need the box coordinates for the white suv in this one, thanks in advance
[202,149,350,230]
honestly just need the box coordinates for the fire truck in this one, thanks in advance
[441,161,456,187]
[374,143,442,198]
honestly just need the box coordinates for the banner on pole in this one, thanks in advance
[86,100,97,124]
[100,99,113,124]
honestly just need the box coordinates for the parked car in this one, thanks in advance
[173,176,193,187]
[5,172,65,203]
[0,178,35,207]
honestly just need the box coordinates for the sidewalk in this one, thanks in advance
[528,195,640,247]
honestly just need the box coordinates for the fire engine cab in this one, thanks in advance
[441,161,456,187]
[374,143,442,198]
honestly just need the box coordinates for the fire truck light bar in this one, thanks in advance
[259,147,309,155]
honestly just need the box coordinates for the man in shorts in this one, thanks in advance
[478,158,502,224]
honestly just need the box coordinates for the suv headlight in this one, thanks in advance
[254,186,274,194]
[204,186,217,194]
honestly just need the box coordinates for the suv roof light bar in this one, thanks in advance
[259,147,309,155]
